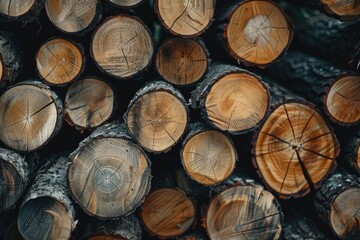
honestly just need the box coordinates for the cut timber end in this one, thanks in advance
[155,37,209,86]
[181,129,236,185]
[254,102,338,198]
[45,0,100,34]
[91,15,154,79]
[140,188,196,238]
[65,77,115,129]
[225,0,293,66]
[0,0,36,18]
[320,0,360,21]
[206,185,282,240]
[108,0,144,8]
[155,0,215,37]
[325,75,360,125]
[0,82,63,152]
[36,38,83,85]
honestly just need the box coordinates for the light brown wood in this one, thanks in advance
[206,185,282,240]
[254,102,338,198]
[108,0,143,8]
[91,15,154,79]
[225,0,292,66]
[155,37,209,86]
[325,75,360,125]
[140,188,196,238]
[36,38,83,85]
[45,0,99,34]
[181,129,236,186]
[155,0,215,37]
[65,77,115,129]
[321,0,360,19]
[0,0,36,17]
[0,82,63,151]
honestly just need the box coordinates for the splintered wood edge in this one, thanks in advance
[36,38,84,86]
[0,0,36,18]
[225,0,293,67]
[107,0,144,8]
[320,0,360,21]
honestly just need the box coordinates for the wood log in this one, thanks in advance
[176,168,209,197]
[0,80,63,152]
[215,0,293,67]
[0,0,43,22]
[179,230,208,240]
[140,188,196,238]
[91,14,154,79]
[124,81,189,153]
[18,153,76,240]
[0,147,38,212]
[314,171,360,239]
[78,214,142,240]
[0,31,22,91]
[36,38,84,86]
[155,37,210,86]
[154,0,215,37]
[296,14,360,71]
[191,63,270,135]
[205,173,283,239]
[180,122,237,186]
[45,0,102,35]
[252,80,339,199]
[342,130,360,175]
[68,121,152,219]
[107,0,144,8]
[64,77,116,130]
[306,0,360,21]
[266,51,360,126]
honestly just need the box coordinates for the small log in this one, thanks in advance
[155,37,210,86]
[124,81,189,153]
[91,14,154,79]
[140,188,196,238]
[0,147,38,212]
[0,80,63,152]
[180,122,237,186]
[176,168,209,197]
[0,0,43,22]
[107,0,144,8]
[306,0,360,21]
[78,214,142,240]
[205,173,283,240]
[342,130,360,175]
[154,0,215,37]
[215,0,293,67]
[18,153,76,240]
[296,14,360,71]
[36,38,84,86]
[45,0,102,35]
[252,80,339,198]
[0,31,22,91]
[191,63,270,134]
[314,171,360,239]
[68,121,152,219]
[65,77,116,130]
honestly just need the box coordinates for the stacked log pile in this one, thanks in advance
[0,0,359,239]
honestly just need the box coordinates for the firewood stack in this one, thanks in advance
[0,0,359,239]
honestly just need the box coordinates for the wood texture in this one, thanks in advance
[0,0,43,21]
[125,81,189,153]
[68,121,152,219]
[107,0,144,8]
[65,77,115,130]
[18,153,76,240]
[140,188,196,238]
[0,80,63,152]
[176,168,209,197]
[91,15,154,79]
[191,63,270,134]
[307,0,360,21]
[154,0,215,37]
[155,37,210,86]
[314,171,360,239]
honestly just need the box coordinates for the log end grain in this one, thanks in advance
[107,0,144,8]
[0,0,36,18]
[320,0,360,21]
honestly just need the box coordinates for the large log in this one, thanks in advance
[36,38,84,86]
[68,121,152,219]
[0,80,63,152]
[64,77,116,130]
[191,63,270,135]
[266,51,360,126]
[91,14,154,79]
[124,81,189,153]
[306,0,360,21]
[342,130,360,175]
[314,171,360,239]
[155,37,210,86]
[154,0,215,37]
[18,153,76,240]
[252,80,339,199]
[215,0,293,67]
[0,0,43,22]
